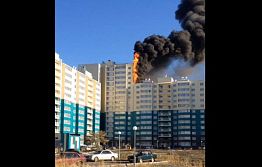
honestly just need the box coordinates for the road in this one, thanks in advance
[84,160,170,167]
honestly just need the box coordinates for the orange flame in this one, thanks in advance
[133,52,140,83]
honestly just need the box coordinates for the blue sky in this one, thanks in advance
[55,0,182,67]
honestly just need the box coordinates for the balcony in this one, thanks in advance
[55,122,59,126]
[55,100,60,105]
[159,134,172,137]
[158,118,171,121]
[55,115,59,119]
[159,113,171,116]
[87,114,93,119]
[159,123,171,126]
[87,126,92,130]
[55,107,60,112]
[159,128,172,132]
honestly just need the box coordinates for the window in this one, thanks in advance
[64,106,71,111]
[65,79,72,84]
[141,115,152,119]
[178,120,190,124]
[178,82,190,86]
[178,93,190,97]
[102,151,111,154]
[178,88,190,91]
[106,67,114,71]
[140,131,152,135]
[178,126,190,129]
[178,99,190,102]
[115,71,126,74]
[65,73,72,78]
[107,77,114,81]
[178,136,191,140]
[64,120,70,125]
[178,114,190,118]
[178,131,191,135]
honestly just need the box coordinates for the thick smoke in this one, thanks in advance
[134,0,205,82]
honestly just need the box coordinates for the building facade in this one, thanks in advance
[108,76,205,149]
[55,53,101,147]
[77,61,133,133]
[77,61,205,149]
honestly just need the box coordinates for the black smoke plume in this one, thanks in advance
[134,0,205,82]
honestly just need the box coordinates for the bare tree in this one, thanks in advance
[84,131,109,149]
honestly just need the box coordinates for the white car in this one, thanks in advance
[86,150,118,162]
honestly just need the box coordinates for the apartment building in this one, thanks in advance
[109,76,205,149]
[55,53,62,145]
[55,53,101,146]
[77,61,205,149]
[78,61,132,138]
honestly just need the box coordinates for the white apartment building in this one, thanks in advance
[55,53,101,146]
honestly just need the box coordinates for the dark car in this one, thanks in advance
[56,151,86,167]
[128,150,157,163]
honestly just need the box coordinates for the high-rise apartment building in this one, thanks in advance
[78,61,205,149]
[55,53,101,147]
[107,76,205,148]
[77,60,132,134]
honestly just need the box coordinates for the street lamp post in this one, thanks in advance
[118,131,121,161]
[133,126,137,166]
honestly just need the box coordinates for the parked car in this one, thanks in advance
[85,149,118,162]
[56,151,86,167]
[128,150,157,163]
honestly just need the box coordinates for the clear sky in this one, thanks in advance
[55,0,182,67]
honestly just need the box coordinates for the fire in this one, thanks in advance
[133,52,140,83]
